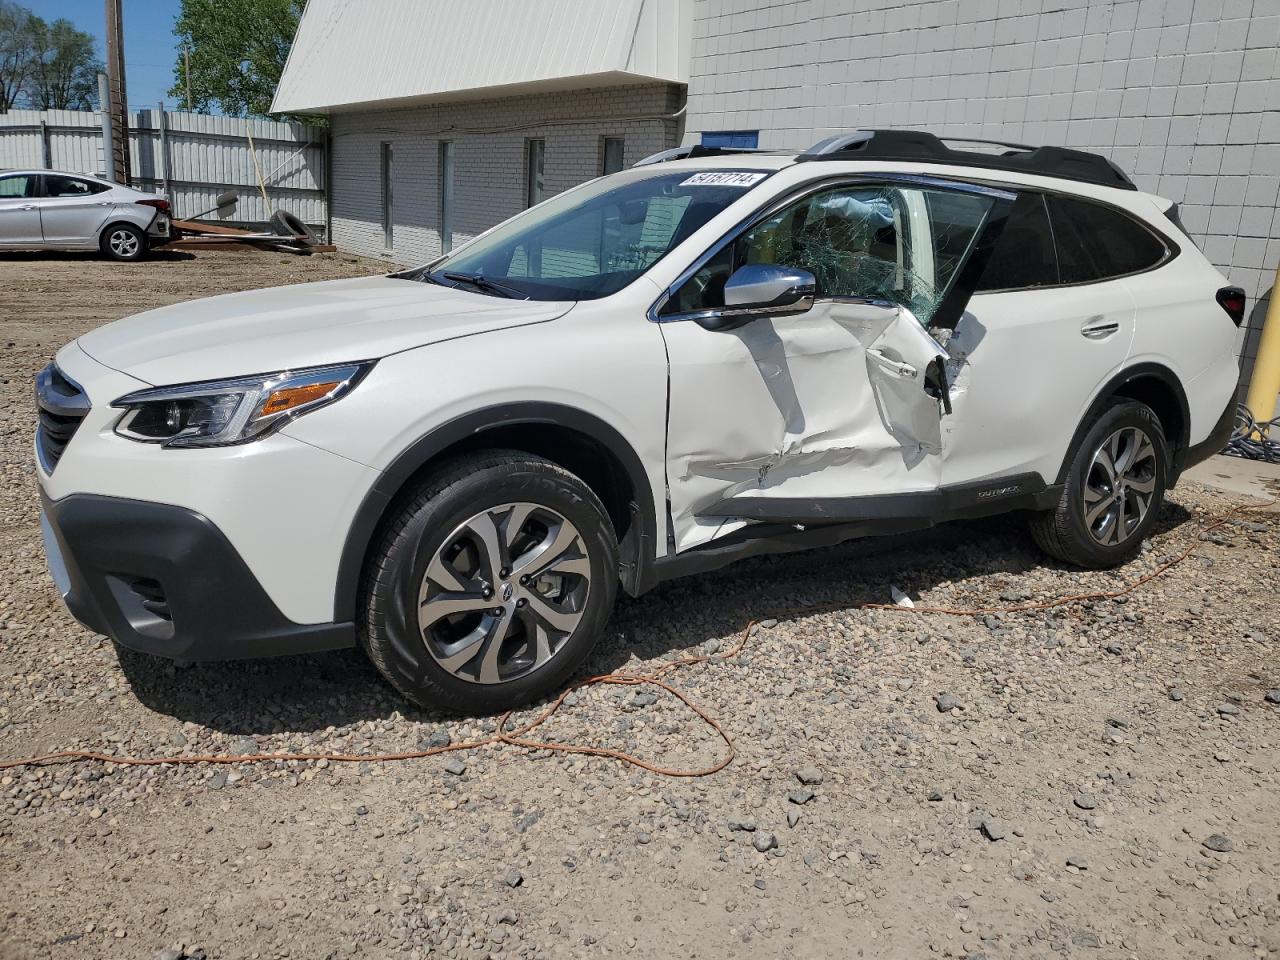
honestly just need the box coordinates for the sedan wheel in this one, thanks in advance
[101,223,145,261]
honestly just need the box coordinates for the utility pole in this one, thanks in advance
[97,72,115,181]
[104,0,130,183]
[183,43,192,111]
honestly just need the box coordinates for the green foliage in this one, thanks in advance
[0,1,100,110]
[170,0,314,120]
[0,1,35,110]
[27,16,100,109]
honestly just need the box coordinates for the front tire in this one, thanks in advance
[360,451,619,714]
[100,223,146,261]
[1030,400,1168,568]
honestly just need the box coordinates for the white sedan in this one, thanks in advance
[0,169,171,261]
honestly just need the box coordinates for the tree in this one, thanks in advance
[26,16,100,109]
[0,4,100,111]
[0,0,37,111]
[171,0,306,118]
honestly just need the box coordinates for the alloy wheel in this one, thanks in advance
[417,502,591,684]
[109,228,140,258]
[1081,425,1158,546]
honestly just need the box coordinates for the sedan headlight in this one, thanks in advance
[112,361,373,448]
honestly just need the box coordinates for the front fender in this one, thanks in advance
[329,402,659,621]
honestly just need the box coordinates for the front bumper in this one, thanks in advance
[40,341,381,626]
[41,492,355,661]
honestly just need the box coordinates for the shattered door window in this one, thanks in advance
[666,183,996,326]
[785,188,906,307]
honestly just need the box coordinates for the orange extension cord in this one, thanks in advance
[0,500,1271,777]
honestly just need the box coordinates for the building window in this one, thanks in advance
[526,138,545,208]
[380,141,393,250]
[700,130,759,149]
[439,140,454,253]
[601,137,625,175]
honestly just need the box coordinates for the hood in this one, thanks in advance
[76,276,573,385]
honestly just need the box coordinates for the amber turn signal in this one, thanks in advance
[260,381,341,416]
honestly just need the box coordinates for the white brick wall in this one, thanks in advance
[685,0,1280,389]
[329,83,684,266]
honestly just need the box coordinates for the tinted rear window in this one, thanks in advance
[976,192,1058,291]
[1047,195,1168,283]
[43,175,109,197]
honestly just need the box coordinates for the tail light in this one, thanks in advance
[136,198,171,215]
[1216,286,1246,326]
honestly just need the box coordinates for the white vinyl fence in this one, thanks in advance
[0,107,327,235]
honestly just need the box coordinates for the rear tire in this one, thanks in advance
[360,451,618,714]
[1030,400,1168,568]
[100,223,146,262]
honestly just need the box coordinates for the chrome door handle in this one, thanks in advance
[868,348,918,378]
[19,204,36,210]
[1080,316,1120,339]
[96,201,111,206]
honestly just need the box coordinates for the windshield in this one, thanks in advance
[421,168,771,301]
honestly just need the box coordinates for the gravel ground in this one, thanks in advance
[2,250,1279,960]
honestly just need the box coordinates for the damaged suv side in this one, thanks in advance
[37,130,1243,713]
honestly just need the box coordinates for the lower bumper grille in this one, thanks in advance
[106,574,175,641]
[35,363,89,472]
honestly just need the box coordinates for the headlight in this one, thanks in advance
[111,361,373,448]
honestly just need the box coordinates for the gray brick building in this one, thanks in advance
[276,0,1278,391]
[324,84,683,266]
[272,0,690,265]
[682,0,1280,393]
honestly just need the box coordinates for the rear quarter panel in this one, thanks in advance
[943,281,1136,488]
[1123,244,1239,445]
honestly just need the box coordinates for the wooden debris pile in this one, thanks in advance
[169,210,334,255]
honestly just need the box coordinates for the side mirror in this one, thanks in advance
[694,264,816,331]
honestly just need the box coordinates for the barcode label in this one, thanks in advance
[680,171,768,187]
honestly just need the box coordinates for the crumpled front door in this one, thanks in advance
[660,300,949,550]
[656,175,1013,551]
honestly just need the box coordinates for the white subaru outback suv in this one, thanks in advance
[36,130,1243,713]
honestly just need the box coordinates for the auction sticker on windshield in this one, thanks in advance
[680,171,769,187]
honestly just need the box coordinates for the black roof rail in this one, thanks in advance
[795,129,1137,191]
[633,144,767,167]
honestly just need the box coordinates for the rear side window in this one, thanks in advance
[43,175,108,197]
[1047,195,1168,283]
[1161,202,1203,251]
[976,193,1058,291]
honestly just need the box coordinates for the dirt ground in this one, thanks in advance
[1,250,1279,960]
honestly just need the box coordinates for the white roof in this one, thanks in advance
[272,0,689,114]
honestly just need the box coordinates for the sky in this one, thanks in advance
[30,0,187,111]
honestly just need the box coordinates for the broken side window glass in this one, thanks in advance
[665,182,996,327]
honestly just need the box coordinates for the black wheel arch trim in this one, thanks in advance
[334,402,658,621]
[1173,392,1234,482]
[1055,362,1190,486]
